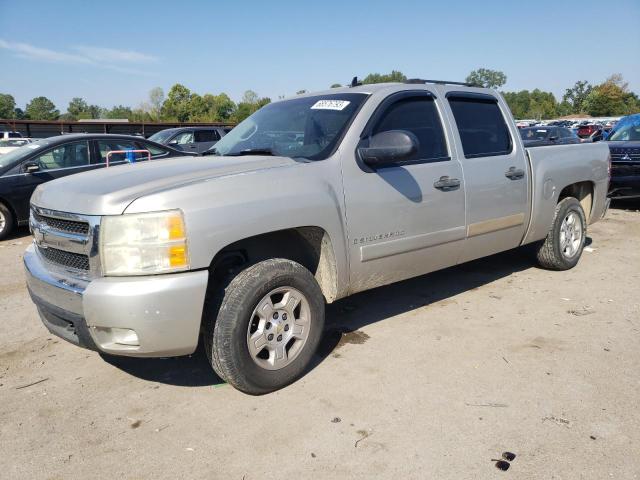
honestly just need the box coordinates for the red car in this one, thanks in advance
[577,124,604,141]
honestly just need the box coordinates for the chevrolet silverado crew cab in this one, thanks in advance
[24,80,610,394]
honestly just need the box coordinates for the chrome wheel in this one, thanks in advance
[246,287,311,371]
[0,210,5,233]
[560,211,583,259]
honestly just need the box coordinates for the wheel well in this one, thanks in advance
[558,181,593,221]
[0,197,17,223]
[207,227,339,303]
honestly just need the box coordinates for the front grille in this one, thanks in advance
[38,246,90,271]
[32,211,90,235]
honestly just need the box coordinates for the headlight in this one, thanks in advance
[100,210,190,276]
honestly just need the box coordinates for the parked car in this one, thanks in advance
[0,134,189,239]
[606,114,640,199]
[577,124,604,142]
[0,138,33,155]
[0,130,23,140]
[149,126,228,154]
[24,81,610,394]
[519,126,581,147]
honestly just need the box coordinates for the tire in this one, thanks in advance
[204,258,325,395]
[0,203,15,241]
[536,197,587,270]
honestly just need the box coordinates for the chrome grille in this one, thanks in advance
[32,210,89,235]
[30,206,101,278]
[610,147,640,162]
[38,246,90,271]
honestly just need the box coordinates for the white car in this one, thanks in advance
[0,138,33,155]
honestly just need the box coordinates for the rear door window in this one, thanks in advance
[447,95,512,158]
[98,140,149,163]
[194,130,220,142]
[172,131,194,145]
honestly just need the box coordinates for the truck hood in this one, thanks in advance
[31,155,300,215]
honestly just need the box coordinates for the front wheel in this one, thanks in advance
[535,197,587,270]
[204,258,325,395]
[0,203,15,241]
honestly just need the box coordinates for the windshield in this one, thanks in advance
[608,123,640,141]
[210,93,368,160]
[148,130,177,144]
[520,128,550,141]
[0,138,51,169]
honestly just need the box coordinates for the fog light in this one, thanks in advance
[92,327,140,347]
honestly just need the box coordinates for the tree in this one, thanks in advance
[25,96,59,120]
[105,105,133,119]
[296,90,307,95]
[362,70,406,84]
[0,93,16,118]
[161,84,193,121]
[241,90,259,105]
[330,83,342,88]
[562,81,592,114]
[502,89,558,119]
[13,108,25,119]
[465,68,507,89]
[67,97,89,119]
[148,87,164,120]
[232,91,270,123]
[582,74,637,117]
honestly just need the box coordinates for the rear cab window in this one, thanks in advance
[447,93,512,158]
[194,130,220,142]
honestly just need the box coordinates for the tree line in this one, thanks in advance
[1,69,638,123]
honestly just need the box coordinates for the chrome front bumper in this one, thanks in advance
[24,244,209,357]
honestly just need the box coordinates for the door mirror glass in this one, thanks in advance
[358,130,419,168]
[23,161,40,173]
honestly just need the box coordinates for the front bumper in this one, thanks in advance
[24,244,209,357]
[609,176,640,199]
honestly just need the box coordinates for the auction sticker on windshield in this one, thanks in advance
[311,100,351,111]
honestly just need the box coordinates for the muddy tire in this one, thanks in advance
[204,258,325,395]
[536,197,587,270]
[0,203,14,241]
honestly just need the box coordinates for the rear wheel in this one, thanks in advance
[535,197,587,270]
[0,203,15,241]
[204,258,325,395]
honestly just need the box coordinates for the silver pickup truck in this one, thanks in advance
[24,80,610,394]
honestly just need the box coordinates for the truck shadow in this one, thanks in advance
[103,242,593,388]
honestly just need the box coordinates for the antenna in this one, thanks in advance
[350,76,362,88]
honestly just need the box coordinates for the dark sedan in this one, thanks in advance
[0,134,189,239]
[519,126,581,147]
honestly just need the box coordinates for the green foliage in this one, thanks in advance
[502,89,558,119]
[296,90,307,95]
[25,96,59,120]
[465,68,507,89]
[148,87,164,120]
[0,93,16,118]
[582,74,640,116]
[161,84,193,122]
[362,70,407,84]
[104,105,133,119]
[562,80,592,114]
[330,83,342,88]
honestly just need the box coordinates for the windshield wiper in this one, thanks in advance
[226,148,276,157]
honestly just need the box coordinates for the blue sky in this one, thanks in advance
[1,0,639,111]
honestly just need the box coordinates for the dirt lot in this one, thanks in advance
[1,205,639,480]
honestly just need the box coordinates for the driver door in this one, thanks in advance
[341,91,467,294]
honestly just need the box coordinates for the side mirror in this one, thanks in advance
[23,161,40,173]
[358,130,419,169]
[549,135,558,142]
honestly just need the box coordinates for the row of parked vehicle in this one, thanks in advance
[1,110,639,241]
[517,118,619,143]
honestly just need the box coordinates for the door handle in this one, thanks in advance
[433,176,461,191]
[505,166,525,180]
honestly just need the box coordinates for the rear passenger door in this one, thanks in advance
[444,92,529,263]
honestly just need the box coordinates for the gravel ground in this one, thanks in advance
[1,205,639,480]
